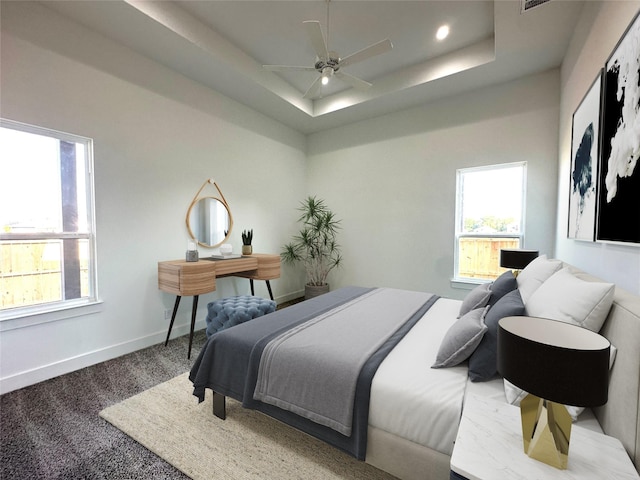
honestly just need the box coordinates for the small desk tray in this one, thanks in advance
[206,254,243,260]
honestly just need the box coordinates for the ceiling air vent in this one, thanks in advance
[521,0,552,13]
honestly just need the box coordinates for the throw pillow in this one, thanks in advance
[458,282,492,318]
[432,306,489,369]
[467,289,525,382]
[525,268,614,332]
[516,254,562,304]
[488,270,517,306]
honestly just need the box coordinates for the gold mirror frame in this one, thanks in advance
[186,179,233,248]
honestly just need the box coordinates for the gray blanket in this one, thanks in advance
[189,286,438,460]
[253,288,435,436]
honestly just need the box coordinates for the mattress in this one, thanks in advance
[368,297,468,455]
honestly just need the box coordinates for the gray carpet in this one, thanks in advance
[1,330,205,479]
[1,298,305,479]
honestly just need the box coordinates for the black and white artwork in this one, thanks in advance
[568,72,601,240]
[597,12,640,245]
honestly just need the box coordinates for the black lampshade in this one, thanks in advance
[497,316,610,407]
[500,249,539,270]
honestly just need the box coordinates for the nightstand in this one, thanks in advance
[450,394,639,480]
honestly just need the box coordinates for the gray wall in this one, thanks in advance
[2,1,639,394]
[0,1,307,393]
[306,70,560,298]
[555,1,640,294]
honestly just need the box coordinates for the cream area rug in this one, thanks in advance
[99,373,397,480]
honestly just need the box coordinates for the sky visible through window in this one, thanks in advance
[461,165,524,234]
[0,127,87,233]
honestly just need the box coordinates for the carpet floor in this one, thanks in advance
[100,373,397,480]
[1,330,205,480]
[2,296,382,480]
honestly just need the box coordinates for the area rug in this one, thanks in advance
[99,373,397,480]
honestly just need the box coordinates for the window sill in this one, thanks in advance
[450,278,491,290]
[0,299,103,332]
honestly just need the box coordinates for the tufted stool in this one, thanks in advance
[205,295,276,338]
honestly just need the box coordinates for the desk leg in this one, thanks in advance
[249,279,274,301]
[164,295,181,346]
[188,295,199,359]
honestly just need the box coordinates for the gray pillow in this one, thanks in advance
[458,282,492,318]
[488,270,517,306]
[467,289,524,381]
[432,306,489,369]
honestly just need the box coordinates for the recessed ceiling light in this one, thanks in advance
[436,25,450,41]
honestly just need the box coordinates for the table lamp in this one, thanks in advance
[497,316,610,469]
[499,249,539,276]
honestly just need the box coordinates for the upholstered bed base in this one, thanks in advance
[365,426,451,480]
[583,270,640,473]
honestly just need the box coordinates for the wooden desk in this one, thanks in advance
[158,254,280,358]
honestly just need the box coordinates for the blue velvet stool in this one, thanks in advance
[205,295,276,338]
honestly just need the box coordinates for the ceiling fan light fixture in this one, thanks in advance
[321,66,333,85]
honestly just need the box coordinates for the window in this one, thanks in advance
[454,162,526,282]
[0,119,98,319]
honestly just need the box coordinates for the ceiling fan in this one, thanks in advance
[263,1,393,99]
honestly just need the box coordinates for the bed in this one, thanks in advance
[189,257,640,480]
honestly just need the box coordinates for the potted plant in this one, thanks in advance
[242,229,253,255]
[281,196,342,299]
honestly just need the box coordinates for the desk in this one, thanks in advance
[450,395,639,480]
[158,253,280,358]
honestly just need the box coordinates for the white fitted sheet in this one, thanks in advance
[368,297,468,456]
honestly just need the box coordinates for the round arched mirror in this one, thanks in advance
[185,179,233,248]
[186,197,232,248]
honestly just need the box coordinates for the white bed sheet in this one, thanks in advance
[368,297,468,456]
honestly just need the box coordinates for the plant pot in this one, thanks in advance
[242,245,253,255]
[305,283,329,300]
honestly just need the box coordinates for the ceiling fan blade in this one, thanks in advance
[303,76,323,99]
[303,20,329,60]
[263,65,316,72]
[339,39,393,68]
[335,71,372,90]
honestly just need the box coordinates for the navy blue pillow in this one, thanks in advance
[467,288,524,382]
[488,270,517,306]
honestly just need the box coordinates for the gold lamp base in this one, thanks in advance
[519,394,572,469]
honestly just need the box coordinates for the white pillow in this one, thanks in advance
[525,268,614,332]
[516,254,562,303]
[504,345,617,421]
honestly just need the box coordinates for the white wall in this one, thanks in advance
[306,70,560,299]
[555,1,640,294]
[0,2,307,393]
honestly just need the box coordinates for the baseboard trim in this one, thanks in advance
[1,290,306,395]
[275,290,305,304]
[0,319,205,395]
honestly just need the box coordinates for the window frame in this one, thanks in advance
[453,162,527,284]
[0,118,99,322]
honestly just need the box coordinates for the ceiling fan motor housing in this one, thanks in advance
[315,53,340,73]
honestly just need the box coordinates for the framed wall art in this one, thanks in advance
[596,11,640,245]
[568,71,602,241]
